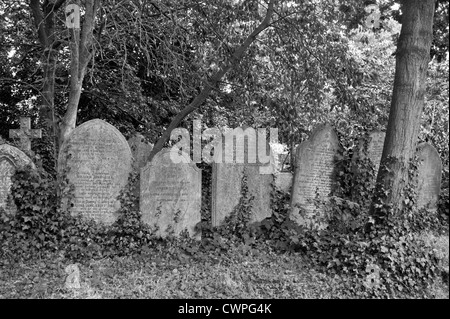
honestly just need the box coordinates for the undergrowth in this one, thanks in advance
[0,134,448,299]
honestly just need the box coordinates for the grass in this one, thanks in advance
[0,245,343,299]
[0,239,448,299]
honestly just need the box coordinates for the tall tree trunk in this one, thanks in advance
[30,0,99,154]
[59,0,100,148]
[30,0,63,163]
[40,47,58,158]
[370,0,435,222]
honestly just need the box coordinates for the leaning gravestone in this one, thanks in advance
[58,119,132,224]
[0,144,35,212]
[353,131,386,173]
[290,124,342,228]
[416,142,442,212]
[211,128,276,227]
[128,133,153,169]
[140,149,201,238]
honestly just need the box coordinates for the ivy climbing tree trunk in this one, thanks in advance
[370,0,435,222]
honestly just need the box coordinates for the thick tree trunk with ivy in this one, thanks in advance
[370,0,435,222]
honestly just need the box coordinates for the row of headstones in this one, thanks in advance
[0,119,442,238]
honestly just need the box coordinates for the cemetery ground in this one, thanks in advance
[1,0,448,303]
[0,121,449,299]
[0,231,448,299]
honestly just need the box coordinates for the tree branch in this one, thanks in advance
[53,0,67,12]
[148,0,276,161]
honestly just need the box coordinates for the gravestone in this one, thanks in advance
[9,117,42,153]
[211,128,276,227]
[416,142,442,211]
[353,131,386,173]
[128,134,153,169]
[140,149,201,238]
[0,144,34,212]
[274,172,293,193]
[58,119,132,224]
[290,124,342,228]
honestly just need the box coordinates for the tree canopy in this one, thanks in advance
[0,0,448,172]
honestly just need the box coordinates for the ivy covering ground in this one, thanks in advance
[0,137,448,299]
[0,240,447,299]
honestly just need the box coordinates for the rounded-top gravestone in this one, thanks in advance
[58,119,132,224]
[140,148,201,238]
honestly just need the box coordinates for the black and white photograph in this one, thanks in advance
[0,0,448,305]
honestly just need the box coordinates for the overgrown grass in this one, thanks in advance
[1,165,448,299]
[416,231,449,299]
[0,240,447,299]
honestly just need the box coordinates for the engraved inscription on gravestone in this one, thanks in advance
[58,119,132,224]
[290,124,342,228]
[140,149,201,238]
[416,142,442,212]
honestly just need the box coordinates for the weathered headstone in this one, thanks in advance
[274,172,293,193]
[128,133,153,169]
[290,124,342,228]
[58,119,132,224]
[9,117,42,153]
[211,128,276,227]
[0,144,34,212]
[353,131,386,173]
[140,149,201,238]
[416,142,442,211]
